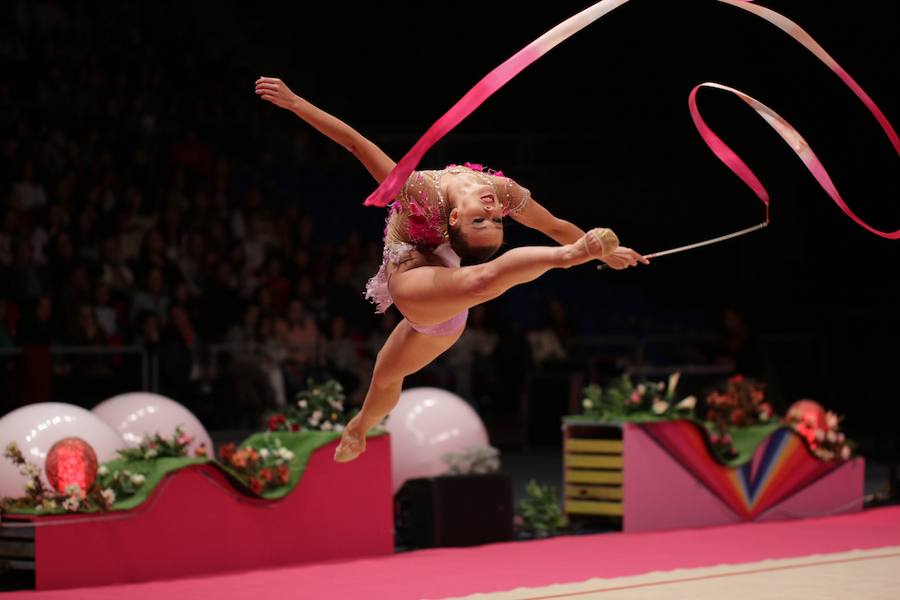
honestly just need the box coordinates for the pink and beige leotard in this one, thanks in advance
[364,163,531,336]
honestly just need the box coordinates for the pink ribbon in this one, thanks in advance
[364,0,898,240]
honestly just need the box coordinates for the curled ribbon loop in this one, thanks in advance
[364,0,898,240]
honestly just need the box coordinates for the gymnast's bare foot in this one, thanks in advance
[334,421,366,463]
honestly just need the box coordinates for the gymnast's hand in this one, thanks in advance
[255,77,299,110]
[600,246,648,270]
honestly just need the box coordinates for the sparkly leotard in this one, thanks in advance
[364,163,531,335]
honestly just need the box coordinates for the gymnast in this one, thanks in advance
[255,77,648,462]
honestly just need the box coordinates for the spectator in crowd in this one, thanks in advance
[130,268,170,325]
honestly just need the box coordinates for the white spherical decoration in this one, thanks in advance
[384,387,489,493]
[0,403,123,498]
[92,393,212,458]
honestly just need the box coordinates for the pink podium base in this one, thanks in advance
[9,436,393,590]
[623,423,864,532]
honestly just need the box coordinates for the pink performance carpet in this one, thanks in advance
[7,505,900,599]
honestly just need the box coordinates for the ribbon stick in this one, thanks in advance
[596,222,769,270]
[364,0,898,245]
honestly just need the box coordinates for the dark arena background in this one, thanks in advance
[0,1,898,597]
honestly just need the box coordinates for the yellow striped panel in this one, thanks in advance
[566,454,623,469]
[565,469,623,484]
[565,439,623,453]
[566,500,624,516]
[566,485,623,500]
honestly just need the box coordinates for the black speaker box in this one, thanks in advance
[395,473,514,549]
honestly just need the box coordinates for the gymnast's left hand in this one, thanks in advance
[255,77,299,110]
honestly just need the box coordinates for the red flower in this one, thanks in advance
[231,450,248,469]
[248,477,263,494]
[268,416,283,431]
[277,464,290,485]
[730,374,744,383]
[258,468,272,484]
[290,423,300,432]
[218,443,236,462]
[730,409,745,426]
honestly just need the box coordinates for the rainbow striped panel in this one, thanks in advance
[639,421,841,519]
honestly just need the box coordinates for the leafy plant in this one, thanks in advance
[268,379,355,432]
[218,433,294,494]
[515,480,568,538]
[115,426,207,461]
[581,372,695,421]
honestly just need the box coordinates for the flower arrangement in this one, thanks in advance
[218,434,294,494]
[1,442,142,513]
[784,402,853,461]
[515,480,568,538]
[116,427,208,461]
[442,446,501,475]
[267,379,353,433]
[581,372,695,421]
[705,375,776,460]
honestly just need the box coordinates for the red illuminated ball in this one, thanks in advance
[45,437,99,497]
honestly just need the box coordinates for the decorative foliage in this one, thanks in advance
[218,434,294,494]
[785,402,853,461]
[1,442,137,514]
[115,427,207,461]
[515,480,568,538]
[268,379,354,433]
[581,372,695,421]
[443,446,501,475]
[705,375,776,460]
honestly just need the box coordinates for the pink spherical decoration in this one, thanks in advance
[787,399,827,430]
[0,403,123,498]
[45,437,99,496]
[384,387,489,494]
[92,393,213,458]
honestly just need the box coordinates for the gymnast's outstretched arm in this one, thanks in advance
[510,195,585,245]
[255,77,396,184]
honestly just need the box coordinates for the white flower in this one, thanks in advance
[277,447,294,461]
[44,499,58,510]
[582,399,594,410]
[65,484,82,497]
[24,479,35,491]
[675,396,697,411]
[667,372,681,396]
[19,463,38,478]
[145,448,158,459]
[636,384,646,395]
[321,421,334,431]
[98,465,109,477]
[63,496,80,512]
[101,488,117,505]
[312,410,323,421]
[826,431,837,443]
[298,400,308,409]
[814,429,825,442]
[657,381,666,391]
[131,474,146,486]
[259,448,270,460]
[826,411,839,430]
[308,417,320,427]
[652,399,670,415]
[334,424,345,433]
[840,446,851,460]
